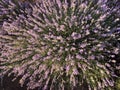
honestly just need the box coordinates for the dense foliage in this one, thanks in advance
[0,0,120,90]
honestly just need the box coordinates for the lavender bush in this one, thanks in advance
[0,0,120,90]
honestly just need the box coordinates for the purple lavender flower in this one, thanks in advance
[0,0,120,90]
